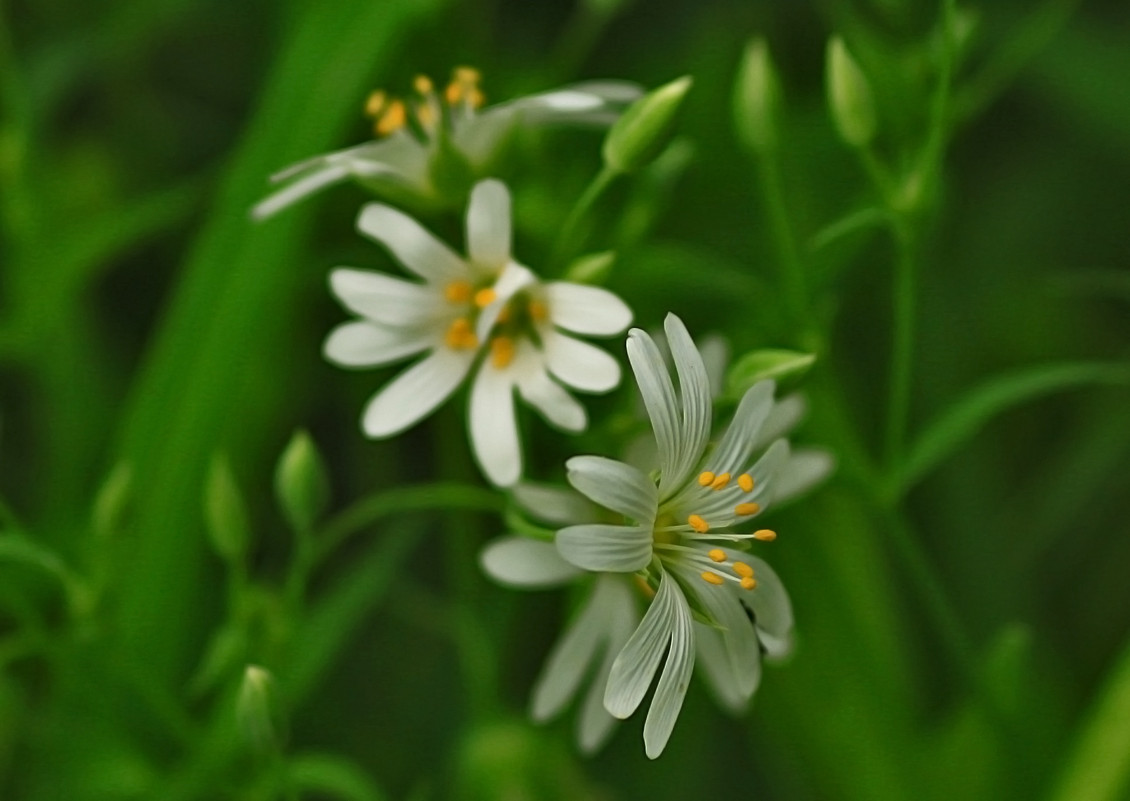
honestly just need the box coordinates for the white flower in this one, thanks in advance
[253,68,641,219]
[482,316,830,758]
[324,179,632,486]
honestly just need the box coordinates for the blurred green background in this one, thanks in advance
[2,0,1130,799]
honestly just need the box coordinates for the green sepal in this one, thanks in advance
[725,349,817,400]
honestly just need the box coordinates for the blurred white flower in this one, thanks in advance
[324,179,631,486]
[253,68,641,219]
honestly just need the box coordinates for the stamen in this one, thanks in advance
[737,473,755,492]
[634,575,656,599]
[735,502,761,517]
[711,473,731,490]
[753,529,777,542]
[446,66,485,108]
[444,280,472,303]
[364,90,387,118]
[375,99,407,135]
[416,102,438,130]
[732,562,754,579]
[707,548,727,563]
[697,471,715,487]
[700,571,725,586]
[413,75,434,96]
[490,336,515,368]
[444,317,478,350]
[528,300,548,321]
[740,577,757,591]
[474,288,497,308]
[495,305,511,324]
[687,514,710,533]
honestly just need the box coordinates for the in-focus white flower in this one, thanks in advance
[324,179,632,487]
[482,315,830,758]
[253,68,641,219]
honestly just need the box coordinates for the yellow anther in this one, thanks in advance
[528,300,548,321]
[735,502,761,517]
[697,471,715,487]
[737,473,755,492]
[416,102,438,131]
[444,280,472,303]
[634,575,656,599]
[375,99,407,135]
[495,305,511,324]
[688,514,709,533]
[732,562,754,579]
[490,336,515,369]
[753,529,777,542]
[413,74,434,95]
[364,90,387,118]
[740,576,757,591]
[701,571,725,586]
[444,317,478,350]
[707,548,727,563]
[711,473,732,490]
[474,287,497,308]
[453,66,481,85]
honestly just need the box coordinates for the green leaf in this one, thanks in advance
[724,349,817,400]
[1049,636,1130,801]
[91,461,133,540]
[899,362,1130,494]
[808,206,890,253]
[285,753,388,801]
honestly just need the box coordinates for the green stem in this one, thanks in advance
[884,220,916,480]
[552,164,618,267]
[755,152,809,339]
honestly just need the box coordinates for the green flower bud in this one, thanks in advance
[725,348,817,399]
[562,251,615,285]
[274,430,330,535]
[826,37,876,147]
[204,454,250,564]
[237,664,284,754]
[603,76,693,173]
[734,38,781,155]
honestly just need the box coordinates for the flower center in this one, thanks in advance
[364,67,486,141]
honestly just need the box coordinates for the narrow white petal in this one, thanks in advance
[356,204,467,284]
[604,570,678,719]
[544,283,632,336]
[643,582,694,759]
[773,448,835,505]
[512,482,598,525]
[709,380,776,474]
[517,364,587,432]
[530,580,608,721]
[747,556,794,660]
[661,314,712,498]
[577,578,637,753]
[755,393,807,449]
[475,262,537,341]
[693,438,789,521]
[469,363,521,487]
[361,349,472,437]
[688,565,761,699]
[329,268,445,326]
[556,524,652,573]
[627,328,680,491]
[699,334,730,400]
[694,622,757,714]
[565,456,657,525]
[577,660,620,754]
[251,163,350,220]
[544,330,621,392]
[479,537,581,588]
[466,179,511,267]
[323,321,431,368]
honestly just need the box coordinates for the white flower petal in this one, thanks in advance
[356,204,467,284]
[512,482,599,525]
[544,330,621,393]
[643,581,694,759]
[577,658,620,754]
[688,563,762,699]
[329,268,445,326]
[627,328,680,483]
[699,334,730,399]
[694,621,759,714]
[530,579,609,722]
[565,455,657,525]
[707,380,776,474]
[466,179,511,267]
[755,393,807,449]
[693,439,789,521]
[252,163,350,220]
[662,314,712,498]
[323,321,431,368]
[747,556,794,660]
[556,524,652,573]
[517,364,587,432]
[604,570,678,719]
[469,362,521,487]
[544,283,632,336]
[774,448,835,506]
[577,578,637,753]
[479,537,581,589]
[475,262,537,341]
[361,348,472,437]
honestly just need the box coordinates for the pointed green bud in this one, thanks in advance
[562,251,615,285]
[92,461,132,540]
[603,76,693,174]
[734,38,781,155]
[826,37,876,148]
[204,454,250,564]
[274,430,330,535]
[725,349,816,399]
[237,664,284,754]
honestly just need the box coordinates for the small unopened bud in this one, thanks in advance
[204,454,250,564]
[237,665,283,753]
[826,37,876,147]
[603,76,693,174]
[563,251,615,285]
[274,430,330,535]
[734,38,781,154]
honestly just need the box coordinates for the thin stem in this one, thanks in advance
[884,220,917,480]
[552,164,618,267]
[755,152,809,339]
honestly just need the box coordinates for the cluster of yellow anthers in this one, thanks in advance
[365,67,486,138]
[441,279,549,370]
[688,469,777,592]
